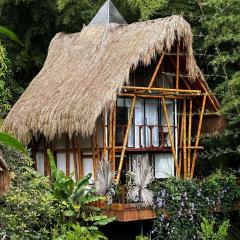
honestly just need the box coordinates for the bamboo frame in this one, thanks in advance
[32,136,37,171]
[76,136,83,179]
[190,95,207,178]
[44,138,48,176]
[109,109,113,164]
[102,111,107,159]
[91,134,97,180]
[116,95,137,184]
[148,53,165,89]
[176,42,180,89]
[112,105,116,172]
[66,135,70,176]
[162,97,180,177]
[72,135,79,180]
[183,98,187,178]
[122,86,201,94]
[187,98,193,178]
[178,104,184,174]
[196,78,218,112]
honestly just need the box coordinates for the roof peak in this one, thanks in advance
[89,0,127,25]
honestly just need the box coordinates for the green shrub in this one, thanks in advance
[198,217,229,240]
[0,144,57,239]
[151,171,240,240]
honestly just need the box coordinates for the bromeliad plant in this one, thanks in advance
[47,150,115,239]
[95,157,115,205]
[127,155,154,207]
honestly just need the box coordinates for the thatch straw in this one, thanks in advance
[4,15,218,143]
[0,152,10,195]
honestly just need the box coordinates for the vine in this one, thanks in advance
[151,171,240,240]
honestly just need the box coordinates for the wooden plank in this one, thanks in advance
[190,95,207,178]
[187,98,193,178]
[116,95,137,184]
[147,53,165,89]
[72,135,79,180]
[76,136,83,179]
[162,97,180,177]
[109,109,113,164]
[183,98,187,178]
[178,103,184,175]
[66,135,70,176]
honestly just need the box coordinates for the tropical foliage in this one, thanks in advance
[151,171,240,239]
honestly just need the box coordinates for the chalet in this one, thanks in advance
[4,0,220,230]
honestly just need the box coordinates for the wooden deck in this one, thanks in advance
[102,203,156,222]
[100,201,240,222]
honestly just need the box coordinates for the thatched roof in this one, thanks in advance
[0,152,10,195]
[3,15,219,143]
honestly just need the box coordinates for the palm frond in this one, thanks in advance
[127,155,154,207]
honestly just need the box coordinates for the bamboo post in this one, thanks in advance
[102,111,107,160]
[116,95,137,184]
[43,138,48,176]
[190,95,207,178]
[109,109,113,164]
[66,135,70,176]
[72,135,79,180]
[162,97,180,177]
[148,53,165,89]
[32,136,37,171]
[187,97,193,178]
[76,136,83,179]
[91,135,97,180]
[95,125,100,162]
[183,98,187,178]
[176,42,180,89]
[112,105,116,172]
[178,111,184,175]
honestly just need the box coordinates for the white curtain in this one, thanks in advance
[154,153,174,178]
[134,99,144,148]
[145,99,159,147]
[161,100,174,147]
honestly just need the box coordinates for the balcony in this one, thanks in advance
[113,124,174,152]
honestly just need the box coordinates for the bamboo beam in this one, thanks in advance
[120,93,185,100]
[183,98,187,178]
[112,105,116,172]
[162,97,180,177]
[72,135,79,180]
[190,95,207,179]
[76,136,83,179]
[116,95,137,184]
[176,42,180,89]
[102,111,107,160]
[148,53,165,89]
[122,86,201,94]
[197,78,218,112]
[187,98,193,178]
[66,135,70,176]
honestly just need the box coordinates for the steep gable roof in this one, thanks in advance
[4,16,219,143]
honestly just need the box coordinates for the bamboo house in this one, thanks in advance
[4,0,220,221]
